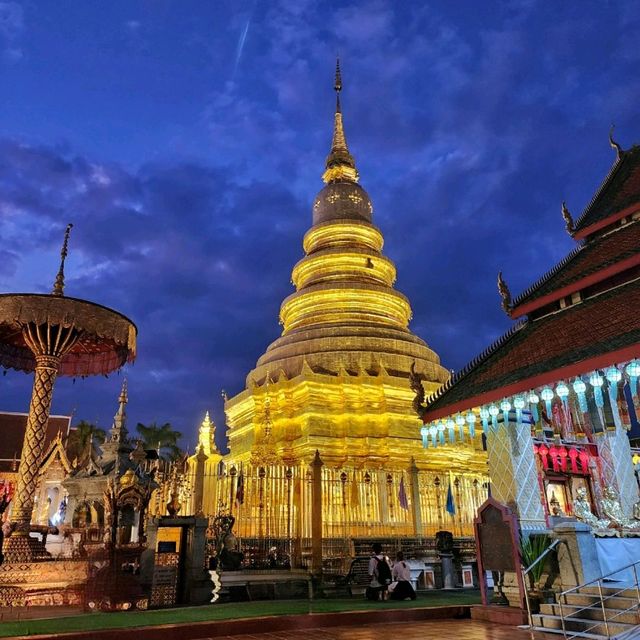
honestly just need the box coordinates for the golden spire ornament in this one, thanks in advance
[322,57,359,184]
[52,223,73,296]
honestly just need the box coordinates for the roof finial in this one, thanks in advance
[497,271,512,314]
[322,58,358,184]
[609,124,624,161]
[561,201,575,234]
[52,223,73,296]
[334,56,342,113]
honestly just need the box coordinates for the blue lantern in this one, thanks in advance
[421,425,429,448]
[541,387,554,416]
[589,371,604,408]
[500,399,511,426]
[446,418,456,444]
[456,414,466,442]
[479,407,490,432]
[429,424,437,448]
[513,396,525,425]
[626,361,640,398]
[605,366,622,400]
[573,377,588,413]
[488,404,499,431]
[466,412,477,438]
[556,382,569,413]
[528,392,540,424]
[438,421,446,446]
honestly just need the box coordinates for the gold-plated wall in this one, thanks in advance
[184,459,488,539]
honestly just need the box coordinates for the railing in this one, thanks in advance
[556,558,640,639]
[521,538,562,628]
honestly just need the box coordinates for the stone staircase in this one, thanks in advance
[532,585,640,639]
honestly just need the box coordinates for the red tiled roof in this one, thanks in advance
[511,220,640,317]
[0,413,70,473]
[422,278,640,421]
[573,145,640,238]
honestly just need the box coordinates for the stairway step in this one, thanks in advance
[532,612,636,637]
[531,625,608,639]
[540,602,640,625]
[580,585,640,599]
[563,593,640,610]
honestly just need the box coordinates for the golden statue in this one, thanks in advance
[600,487,640,530]
[573,487,610,530]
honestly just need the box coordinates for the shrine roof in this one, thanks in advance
[573,145,640,239]
[510,219,640,317]
[422,277,640,421]
[0,413,71,474]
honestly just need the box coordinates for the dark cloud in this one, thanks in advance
[2,1,640,450]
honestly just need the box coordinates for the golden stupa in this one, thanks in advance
[190,63,487,542]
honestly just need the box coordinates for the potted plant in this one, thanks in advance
[519,533,552,612]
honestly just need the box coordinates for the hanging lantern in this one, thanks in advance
[605,366,622,400]
[500,399,511,426]
[528,392,540,424]
[446,418,456,444]
[479,407,490,432]
[438,421,446,446]
[556,382,570,413]
[429,424,438,448]
[625,361,640,397]
[420,425,429,448]
[488,404,499,431]
[466,412,477,438]
[456,414,466,442]
[573,377,588,412]
[540,387,554,416]
[589,371,604,408]
[513,396,525,425]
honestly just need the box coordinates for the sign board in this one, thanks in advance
[473,497,525,609]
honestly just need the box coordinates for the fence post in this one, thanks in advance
[193,446,207,517]
[408,458,422,536]
[311,450,324,575]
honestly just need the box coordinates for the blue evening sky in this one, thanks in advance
[1,1,639,450]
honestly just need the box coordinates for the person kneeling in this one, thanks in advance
[388,551,417,601]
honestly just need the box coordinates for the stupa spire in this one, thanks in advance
[109,378,128,442]
[198,411,218,457]
[322,58,359,184]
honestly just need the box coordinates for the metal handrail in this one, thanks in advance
[556,558,640,639]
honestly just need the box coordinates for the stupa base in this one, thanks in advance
[2,534,50,563]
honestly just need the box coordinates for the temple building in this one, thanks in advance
[187,64,488,551]
[418,132,640,532]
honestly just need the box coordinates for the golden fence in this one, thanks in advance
[164,459,489,540]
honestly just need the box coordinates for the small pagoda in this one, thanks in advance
[417,131,640,534]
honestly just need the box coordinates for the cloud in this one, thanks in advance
[0,1,23,62]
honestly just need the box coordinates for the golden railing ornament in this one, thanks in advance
[0,225,136,562]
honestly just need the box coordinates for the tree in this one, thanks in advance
[66,420,107,460]
[136,422,183,461]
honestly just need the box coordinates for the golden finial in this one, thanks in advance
[119,378,128,405]
[497,271,512,314]
[334,56,342,112]
[52,223,73,296]
[561,201,575,234]
[609,124,624,161]
[322,58,359,184]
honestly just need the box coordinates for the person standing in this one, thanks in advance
[367,542,391,600]
[388,551,417,600]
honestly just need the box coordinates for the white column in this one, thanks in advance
[485,413,546,530]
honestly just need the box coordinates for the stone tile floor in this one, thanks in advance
[203,619,556,640]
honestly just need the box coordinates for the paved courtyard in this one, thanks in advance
[200,619,553,640]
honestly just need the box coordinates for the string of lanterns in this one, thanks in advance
[420,360,640,449]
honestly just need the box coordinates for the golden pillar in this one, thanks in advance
[11,354,61,529]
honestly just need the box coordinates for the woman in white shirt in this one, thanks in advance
[388,551,417,600]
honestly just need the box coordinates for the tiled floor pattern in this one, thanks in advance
[200,619,555,640]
